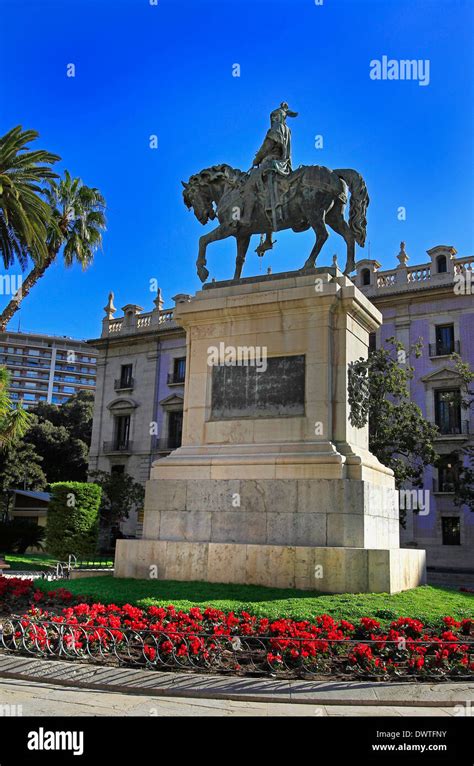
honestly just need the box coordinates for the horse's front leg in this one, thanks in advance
[343,236,355,276]
[197,224,230,282]
[233,234,251,280]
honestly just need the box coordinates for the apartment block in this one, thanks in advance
[0,330,98,408]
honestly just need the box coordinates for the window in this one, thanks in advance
[114,415,130,450]
[24,382,37,388]
[442,517,460,545]
[120,364,133,388]
[437,255,447,273]
[361,268,371,286]
[111,465,125,476]
[435,324,455,356]
[368,333,376,353]
[62,386,75,393]
[437,454,460,492]
[167,410,183,449]
[435,389,461,435]
[28,349,40,356]
[173,357,186,383]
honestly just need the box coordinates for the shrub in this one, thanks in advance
[46,482,101,559]
[0,519,45,553]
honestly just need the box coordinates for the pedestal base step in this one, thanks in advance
[115,540,426,594]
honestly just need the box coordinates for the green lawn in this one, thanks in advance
[36,576,474,625]
[5,553,58,571]
[5,553,114,571]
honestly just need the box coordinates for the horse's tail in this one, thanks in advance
[333,169,369,247]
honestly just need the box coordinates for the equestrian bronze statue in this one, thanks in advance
[182,103,369,283]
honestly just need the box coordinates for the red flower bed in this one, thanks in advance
[0,576,35,605]
[1,576,473,678]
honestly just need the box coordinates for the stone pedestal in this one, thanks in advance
[115,269,426,593]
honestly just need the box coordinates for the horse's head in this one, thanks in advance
[182,164,244,225]
[182,175,216,225]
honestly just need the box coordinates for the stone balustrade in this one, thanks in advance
[354,247,473,297]
[101,308,177,337]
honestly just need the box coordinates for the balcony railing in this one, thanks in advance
[114,377,134,391]
[436,420,469,436]
[152,437,181,452]
[103,441,133,454]
[167,372,185,385]
[429,341,460,357]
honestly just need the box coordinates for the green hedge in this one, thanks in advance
[46,482,101,559]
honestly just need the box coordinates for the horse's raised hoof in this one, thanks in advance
[197,265,209,283]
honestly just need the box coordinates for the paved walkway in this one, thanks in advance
[0,679,466,717]
[0,654,473,709]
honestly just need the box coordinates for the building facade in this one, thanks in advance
[353,244,474,570]
[87,292,187,536]
[0,330,98,408]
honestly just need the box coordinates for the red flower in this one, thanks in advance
[443,616,461,629]
[360,617,380,632]
[144,645,157,661]
[349,643,373,664]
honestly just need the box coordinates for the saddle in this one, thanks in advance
[258,167,306,228]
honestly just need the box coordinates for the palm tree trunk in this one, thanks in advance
[0,251,57,331]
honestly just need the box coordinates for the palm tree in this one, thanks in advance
[0,126,60,269]
[0,170,106,329]
[0,367,30,448]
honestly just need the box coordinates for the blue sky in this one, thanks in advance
[1,0,473,339]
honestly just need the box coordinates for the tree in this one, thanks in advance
[0,367,31,448]
[29,389,94,445]
[21,390,94,483]
[348,338,439,523]
[88,469,145,542]
[59,389,95,445]
[23,417,89,483]
[0,170,106,329]
[0,440,47,520]
[0,126,60,269]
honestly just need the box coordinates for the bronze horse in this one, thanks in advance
[182,163,369,283]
